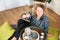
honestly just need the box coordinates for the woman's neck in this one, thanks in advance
[36,15,40,20]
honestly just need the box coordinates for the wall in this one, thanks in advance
[47,0,60,15]
[0,0,33,11]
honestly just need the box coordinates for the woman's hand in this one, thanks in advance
[18,37,21,40]
[22,15,27,19]
[47,33,54,37]
[22,13,31,22]
[22,13,31,19]
[26,13,31,18]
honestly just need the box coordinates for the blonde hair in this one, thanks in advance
[32,4,45,17]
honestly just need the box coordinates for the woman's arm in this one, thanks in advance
[21,12,32,22]
[39,16,50,33]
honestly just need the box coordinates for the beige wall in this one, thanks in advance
[47,0,60,15]
[0,0,32,11]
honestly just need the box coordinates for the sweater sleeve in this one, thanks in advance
[24,12,33,22]
[39,16,50,33]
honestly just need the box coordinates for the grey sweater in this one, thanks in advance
[24,12,49,33]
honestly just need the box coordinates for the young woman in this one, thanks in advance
[11,4,49,40]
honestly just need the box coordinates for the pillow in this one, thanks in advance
[0,21,15,40]
[47,27,59,40]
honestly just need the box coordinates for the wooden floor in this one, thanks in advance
[0,6,60,29]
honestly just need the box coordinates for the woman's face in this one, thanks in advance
[36,7,43,16]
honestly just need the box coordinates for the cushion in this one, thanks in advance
[0,21,15,40]
[47,27,59,40]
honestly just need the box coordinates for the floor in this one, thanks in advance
[0,6,60,29]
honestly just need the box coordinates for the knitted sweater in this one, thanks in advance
[24,12,49,33]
